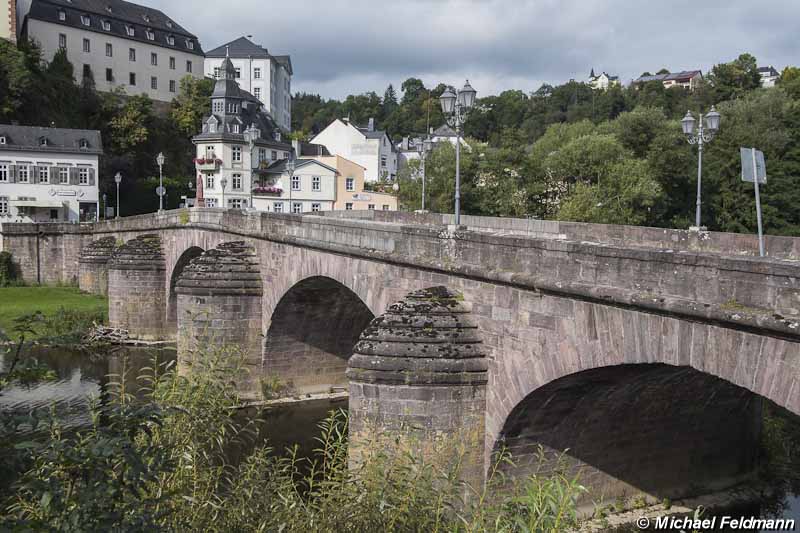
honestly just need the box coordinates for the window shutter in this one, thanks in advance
[89,168,96,186]
[9,165,16,183]
[31,166,40,183]
[69,167,79,185]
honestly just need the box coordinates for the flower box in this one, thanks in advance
[252,186,283,195]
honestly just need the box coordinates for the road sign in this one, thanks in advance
[741,147,766,184]
[156,186,166,197]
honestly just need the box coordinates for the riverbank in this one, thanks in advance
[0,286,107,340]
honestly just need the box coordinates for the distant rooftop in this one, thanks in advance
[206,36,293,75]
[0,124,102,154]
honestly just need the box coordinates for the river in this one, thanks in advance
[1,345,798,532]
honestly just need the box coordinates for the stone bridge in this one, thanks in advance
[2,208,800,506]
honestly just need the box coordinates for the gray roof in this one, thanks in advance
[262,158,338,175]
[27,0,203,56]
[634,70,702,83]
[0,124,102,154]
[758,66,780,76]
[433,124,457,137]
[206,37,293,75]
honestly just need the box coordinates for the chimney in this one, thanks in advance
[368,117,375,132]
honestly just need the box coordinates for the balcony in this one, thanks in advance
[252,186,283,196]
[194,157,221,172]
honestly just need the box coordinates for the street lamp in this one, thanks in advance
[156,152,166,212]
[220,176,228,209]
[114,172,122,218]
[440,80,477,225]
[286,156,296,212]
[682,106,721,229]
[418,138,433,211]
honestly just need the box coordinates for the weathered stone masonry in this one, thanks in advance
[78,236,117,296]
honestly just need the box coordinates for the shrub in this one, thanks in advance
[0,251,17,287]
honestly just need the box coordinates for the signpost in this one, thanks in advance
[740,147,766,257]
[156,185,166,212]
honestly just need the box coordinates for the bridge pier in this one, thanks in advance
[347,287,488,493]
[78,237,117,296]
[107,234,166,340]
[174,241,263,397]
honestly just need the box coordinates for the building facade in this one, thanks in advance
[193,53,291,210]
[311,118,397,182]
[256,158,337,213]
[312,154,397,211]
[1,0,16,42]
[21,0,203,103]
[204,37,292,132]
[758,66,780,88]
[588,69,620,90]
[633,70,703,91]
[0,125,102,222]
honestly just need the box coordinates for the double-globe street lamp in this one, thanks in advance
[417,137,433,211]
[156,152,166,213]
[439,81,477,226]
[681,106,721,229]
[286,156,296,212]
[220,176,228,208]
[114,172,122,218]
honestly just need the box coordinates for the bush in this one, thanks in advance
[0,252,17,287]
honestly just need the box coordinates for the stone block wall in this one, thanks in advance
[107,234,166,340]
[78,236,117,295]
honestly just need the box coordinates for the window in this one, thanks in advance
[105,43,112,57]
[234,68,241,79]
[259,148,266,162]
[273,202,283,213]
[169,80,176,92]
[231,124,239,134]
[58,10,65,21]
[291,175,300,191]
[106,68,113,82]
[151,77,158,90]
[59,34,66,48]
[368,204,375,210]
[40,138,48,146]
[253,87,261,99]
[151,52,157,66]
[78,167,89,185]
[186,61,192,73]
[205,198,217,207]
[38,166,49,183]
[125,25,134,37]
[345,203,353,210]
[186,39,194,50]
[0,163,8,182]
[253,67,261,79]
[17,165,29,183]
[129,48,136,61]
[382,204,390,211]
[292,202,302,214]
[82,38,90,53]
[205,146,215,159]
[345,177,354,191]
[169,56,175,70]
[206,176,214,190]
[311,203,321,212]
[102,19,111,31]
[228,198,245,209]
[232,174,242,190]
[145,29,154,40]
[59,167,69,184]
[271,150,277,160]
[82,64,91,80]
[232,146,242,162]
[129,72,136,85]
[81,14,90,26]
[212,100,222,113]
[166,35,175,46]
[50,209,59,220]
[0,137,5,145]
[79,139,89,149]
[312,176,320,191]
[381,155,387,167]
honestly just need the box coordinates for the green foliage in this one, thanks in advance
[0,287,107,340]
[170,76,215,137]
[0,252,16,287]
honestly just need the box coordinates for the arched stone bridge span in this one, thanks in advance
[2,208,800,505]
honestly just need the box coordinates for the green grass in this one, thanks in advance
[0,287,107,339]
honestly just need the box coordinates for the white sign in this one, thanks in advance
[351,193,371,201]
[57,190,77,196]
[741,147,766,184]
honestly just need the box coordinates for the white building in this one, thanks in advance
[204,37,292,132]
[588,69,620,90]
[0,124,102,222]
[193,53,292,210]
[758,66,781,88]
[1,0,16,42]
[311,118,397,182]
[21,0,204,103]
[256,158,338,214]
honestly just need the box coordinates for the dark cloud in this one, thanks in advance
[148,0,799,99]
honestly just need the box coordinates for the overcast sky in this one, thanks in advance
[150,0,797,100]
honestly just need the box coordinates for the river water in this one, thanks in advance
[1,345,798,532]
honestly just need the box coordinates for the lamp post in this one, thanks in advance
[681,106,721,229]
[286,156,295,213]
[440,80,477,226]
[114,172,122,218]
[220,176,228,209]
[156,152,166,213]
[418,138,433,211]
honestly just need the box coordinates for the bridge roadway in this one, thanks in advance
[2,208,799,506]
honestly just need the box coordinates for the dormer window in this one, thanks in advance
[145,29,154,40]
[186,39,194,50]
[166,35,175,46]
[58,10,66,21]
[80,14,90,26]
[79,139,89,149]
[102,19,111,31]
[142,14,150,23]
[105,5,112,12]
[166,20,173,28]
[0,136,6,145]
[40,137,49,147]
[125,25,134,36]
[232,124,240,134]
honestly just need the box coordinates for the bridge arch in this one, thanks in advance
[167,246,205,332]
[263,275,375,394]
